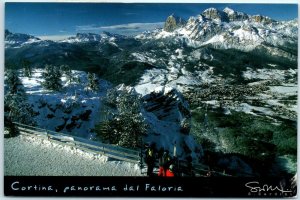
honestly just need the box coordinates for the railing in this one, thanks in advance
[13,122,141,164]
[13,122,253,177]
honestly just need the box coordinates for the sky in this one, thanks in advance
[5,3,298,40]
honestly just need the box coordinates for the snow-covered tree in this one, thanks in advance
[96,87,147,148]
[60,65,74,83]
[87,72,99,92]
[42,65,62,91]
[4,70,36,135]
[22,59,32,78]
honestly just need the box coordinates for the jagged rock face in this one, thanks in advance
[251,15,275,24]
[141,87,202,161]
[143,87,191,122]
[202,8,229,22]
[164,15,186,32]
[223,7,249,21]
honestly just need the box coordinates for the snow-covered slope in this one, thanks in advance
[5,135,142,176]
[19,69,110,139]
[109,85,203,161]
[14,68,202,162]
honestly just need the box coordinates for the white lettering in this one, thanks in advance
[11,181,19,191]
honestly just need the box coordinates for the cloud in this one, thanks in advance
[100,22,164,30]
[124,12,138,16]
[75,22,164,35]
[37,35,74,41]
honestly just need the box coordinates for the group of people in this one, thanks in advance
[144,144,176,177]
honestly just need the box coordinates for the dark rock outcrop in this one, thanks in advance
[251,15,276,24]
[164,14,186,32]
[202,8,229,22]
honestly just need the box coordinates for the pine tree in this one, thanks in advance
[22,59,32,78]
[95,87,147,148]
[4,70,36,132]
[42,65,62,91]
[87,72,99,92]
[60,65,73,83]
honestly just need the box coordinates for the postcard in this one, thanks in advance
[3,1,298,198]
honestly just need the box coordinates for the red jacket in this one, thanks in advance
[165,169,175,177]
[158,167,165,176]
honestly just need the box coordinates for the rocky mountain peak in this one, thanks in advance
[164,14,186,32]
[5,29,12,37]
[223,7,249,22]
[5,30,41,48]
[202,7,229,22]
[251,15,276,24]
[64,32,102,43]
[76,33,101,41]
[223,7,235,15]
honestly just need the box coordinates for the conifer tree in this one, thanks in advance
[60,65,73,83]
[95,87,147,148]
[4,70,36,134]
[87,72,99,92]
[42,65,62,91]
[22,59,32,78]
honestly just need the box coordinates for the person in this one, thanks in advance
[165,164,175,177]
[163,150,172,174]
[158,148,165,177]
[159,150,172,176]
[145,143,156,176]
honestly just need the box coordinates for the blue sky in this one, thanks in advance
[5,3,298,39]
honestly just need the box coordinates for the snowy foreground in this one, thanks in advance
[4,135,143,176]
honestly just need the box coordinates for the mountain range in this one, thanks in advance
[5,7,297,74]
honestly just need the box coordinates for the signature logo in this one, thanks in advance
[245,181,292,194]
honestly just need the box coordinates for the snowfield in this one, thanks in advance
[4,135,143,176]
[19,69,111,139]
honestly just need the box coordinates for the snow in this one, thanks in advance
[131,52,156,64]
[175,48,184,59]
[19,69,111,138]
[243,68,297,81]
[269,86,298,94]
[134,69,167,96]
[201,34,225,46]
[126,84,202,161]
[236,103,274,116]
[155,30,174,39]
[233,28,262,44]
[223,7,235,15]
[203,7,218,13]
[4,135,142,176]
[266,100,297,112]
[135,66,202,95]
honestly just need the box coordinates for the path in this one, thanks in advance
[4,135,143,176]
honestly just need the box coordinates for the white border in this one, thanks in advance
[0,1,299,200]
[2,0,300,3]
